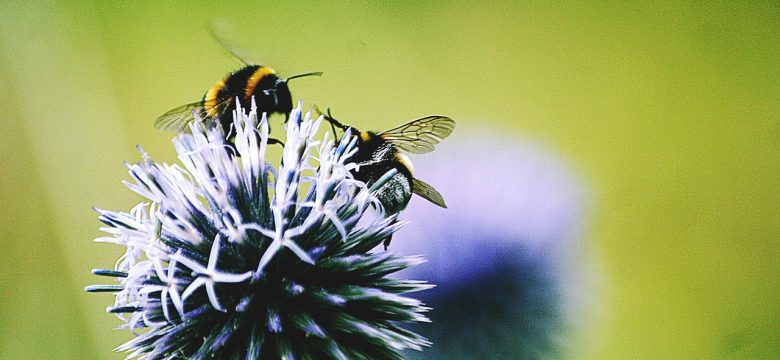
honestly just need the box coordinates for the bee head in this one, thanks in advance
[252,73,292,113]
[257,71,322,115]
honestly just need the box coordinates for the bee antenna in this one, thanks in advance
[325,108,349,131]
[286,71,324,82]
[312,104,325,116]
[313,105,349,136]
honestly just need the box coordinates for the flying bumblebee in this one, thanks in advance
[320,110,455,247]
[155,64,322,142]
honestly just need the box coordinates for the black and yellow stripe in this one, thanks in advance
[244,66,276,99]
[156,63,303,141]
[203,65,279,118]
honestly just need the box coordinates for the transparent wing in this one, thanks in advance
[378,115,455,154]
[154,101,206,133]
[412,178,447,208]
[154,96,233,133]
[207,20,252,65]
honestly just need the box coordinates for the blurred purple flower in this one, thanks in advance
[392,129,595,358]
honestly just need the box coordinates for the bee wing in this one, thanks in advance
[207,21,252,65]
[378,115,455,154]
[412,178,447,208]
[154,101,207,133]
[154,95,236,133]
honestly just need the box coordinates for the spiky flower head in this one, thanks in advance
[87,101,432,359]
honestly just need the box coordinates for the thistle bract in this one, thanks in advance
[87,101,432,359]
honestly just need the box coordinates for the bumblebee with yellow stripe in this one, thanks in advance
[319,109,455,248]
[155,65,322,141]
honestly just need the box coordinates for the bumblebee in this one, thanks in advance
[321,110,455,247]
[155,65,321,140]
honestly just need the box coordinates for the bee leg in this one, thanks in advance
[267,137,285,148]
[329,121,339,140]
[383,233,394,250]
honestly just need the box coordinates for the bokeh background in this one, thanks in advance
[0,1,777,359]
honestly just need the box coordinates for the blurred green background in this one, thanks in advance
[0,1,777,359]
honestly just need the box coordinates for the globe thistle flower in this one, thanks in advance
[86,101,432,359]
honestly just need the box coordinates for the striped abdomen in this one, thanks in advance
[202,65,292,130]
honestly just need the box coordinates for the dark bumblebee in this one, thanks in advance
[155,65,321,138]
[322,111,455,246]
